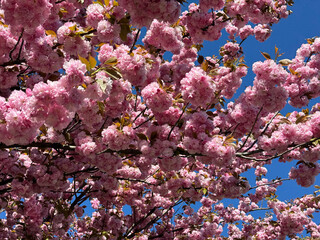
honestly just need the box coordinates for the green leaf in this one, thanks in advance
[89,55,97,69]
[96,0,104,6]
[78,55,90,71]
[105,68,122,79]
[206,111,216,118]
[260,51,271,60]
[198,55,204,64]
[120,24,131,42]
[96,78,109,93]
[174,98,184,103]
[136,133,148,141]
[279,118,291,124]
[150,131,158,143]
[39,125,47,135]
[104,57,118,66]
[45,30,57,38]
[238,63,249,68]
[278,59,292,66]
[295,115,308,124]
[118,16,130,24]
[202,188,208,195]
[69,25,77,32]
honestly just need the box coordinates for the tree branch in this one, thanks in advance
[0,142,76,151]
[237,107,263,152]
[129,29,141,54]
[243,110,280,153]
[237,138,320,161]
[167,103,188,140]
[249,178,291,190]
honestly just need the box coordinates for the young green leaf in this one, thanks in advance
[78,55,90,71]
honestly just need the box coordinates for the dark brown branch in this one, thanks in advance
[141,199,183,234]
[17,66,30,77]
[0,188,11,195]
[65,167,98,177]
[129,29,141,54]
[133,115,154,130]
[0,178,13,186]
[0,142,76,151]
[68,187,92,215]
[133,107,147,123]
[97,148,142,155]
[243,110,280,153]
[9,29,24,61]
[167,103,188,140]
[0,59,26,67]
[249,178,290,190]
[116,177,156,185]
[148,227,184,239]
[236,137,320,161]
[239,37,247,46]
[125,207,157,238]
[237,107,263,152]
[249,207,271,212]
[17,39,24,61]
[126,198,183,238]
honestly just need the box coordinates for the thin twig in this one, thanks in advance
[0,142,76,151]
[65,167,98,177]
[249,207,271,212]
[167,103,188,140]
[97,148,142,155]
[17,39,24,61]
[133,115,154,130]
[9,29,24,61]
[249,178,291,190]
[116,177,156,185]
[239,37,247,46]
[129,29,141,54]
[133,107,147,123]
[126,198,183,238]
[125,207,157,238]
[17,66,30,77]
[134,87,140,112]
[237,107,263,152]
[243,110,280,153]
[305,52,314,66]
[0,59,25,67]
[237,137,320,162]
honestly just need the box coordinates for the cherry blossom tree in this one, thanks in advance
[0,0,319,239]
